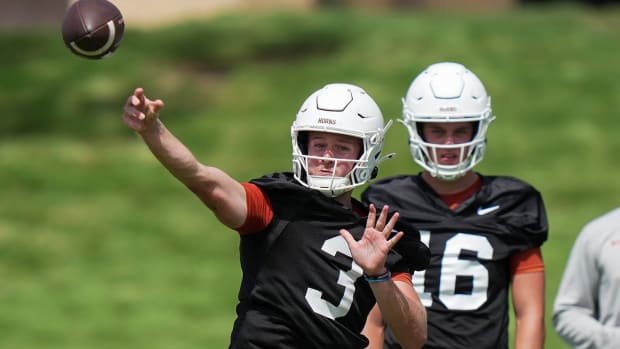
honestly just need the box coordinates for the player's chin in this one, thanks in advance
[436,155,461,166]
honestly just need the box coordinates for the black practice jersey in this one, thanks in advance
[228,172,429,349]
[361,174,548,349]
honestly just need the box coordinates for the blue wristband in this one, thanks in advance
[364,270,391,283]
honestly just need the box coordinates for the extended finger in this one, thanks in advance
[366,204,377,230]
[384,211,400,237]
[151,99,165,114]
[339,229,356,247]
[375,205,389,231]
[386,231,404,250]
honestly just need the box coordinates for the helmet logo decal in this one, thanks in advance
[439,106,457,112]
[318,118,337,125]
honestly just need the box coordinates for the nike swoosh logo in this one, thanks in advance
[477,205,500,215]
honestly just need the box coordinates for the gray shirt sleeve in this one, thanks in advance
[552,207,620,349]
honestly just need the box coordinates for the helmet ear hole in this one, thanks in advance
[370,167,379,180]
[354,168,370,183]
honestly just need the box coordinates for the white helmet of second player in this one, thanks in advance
[291,83,392,197]
[401,62,495,181]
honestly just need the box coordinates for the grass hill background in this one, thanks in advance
[1,4,620,348]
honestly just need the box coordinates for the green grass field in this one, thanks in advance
[1,4,620,348]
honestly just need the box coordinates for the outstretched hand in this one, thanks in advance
[122,87,165,133]
[340,204,404,277]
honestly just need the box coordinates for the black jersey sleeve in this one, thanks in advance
[481,175,548,248]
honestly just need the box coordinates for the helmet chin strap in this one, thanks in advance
[307,175,351,197]
[429,168,467,181]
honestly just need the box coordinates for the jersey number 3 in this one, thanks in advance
[414,231,493,310]
[305,236,363,320]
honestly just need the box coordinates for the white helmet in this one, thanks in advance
[291,83,393,197]
[401,62,495,180]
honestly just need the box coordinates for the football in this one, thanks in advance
[61,0,125,59]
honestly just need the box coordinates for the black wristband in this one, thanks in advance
[363,270,391,283]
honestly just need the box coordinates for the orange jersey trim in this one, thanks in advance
[391,271,413,286]
[237,182,274,235]
[510,247,544,274]
[439,176,483,210]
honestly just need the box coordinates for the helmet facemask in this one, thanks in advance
[292,127,391,197]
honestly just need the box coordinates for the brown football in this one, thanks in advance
[61,0,124,59]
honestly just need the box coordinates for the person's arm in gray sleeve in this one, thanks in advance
[553,223,620,349]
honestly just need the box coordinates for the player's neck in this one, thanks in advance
[335,191,353,209]
[422,171,479,195]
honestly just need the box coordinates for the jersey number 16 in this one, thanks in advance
[414,230,493,311]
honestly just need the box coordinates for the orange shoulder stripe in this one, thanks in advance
[510,247,544,274]
[237,182,274,235]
